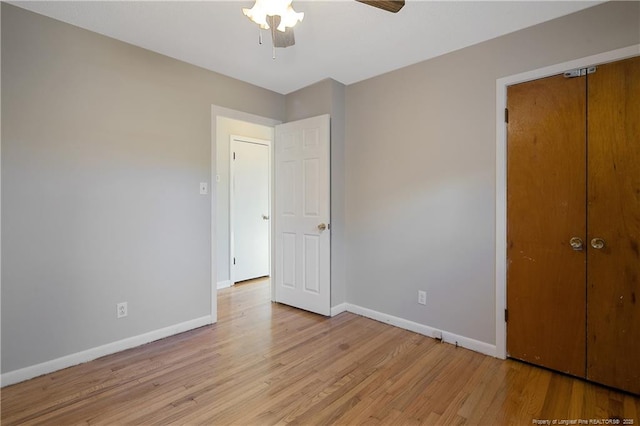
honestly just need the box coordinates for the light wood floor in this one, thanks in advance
[2,279,639,425]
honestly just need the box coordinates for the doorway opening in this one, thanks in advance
[216,116,275,291]
[212,107,333,321]
[212,107,280,320]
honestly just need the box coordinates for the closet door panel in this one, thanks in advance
[587,56,640,394]
[507,74,587,377]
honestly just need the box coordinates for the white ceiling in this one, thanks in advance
[12,1,601,94]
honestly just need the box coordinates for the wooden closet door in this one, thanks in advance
[586,56,640,394]
[506,74,587,377]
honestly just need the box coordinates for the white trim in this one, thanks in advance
[229,135,272,286]
[217,280,232,290]
[331,303,348,317]
[346,304,497,357]
[494,44,640,360]
[210,106,218,322]
[0,315,212,387]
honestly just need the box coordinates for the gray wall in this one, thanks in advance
[286,79,347,307]
[345,1,640,345]
[1,4,284,373]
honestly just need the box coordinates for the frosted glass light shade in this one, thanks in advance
[243,0,304,32]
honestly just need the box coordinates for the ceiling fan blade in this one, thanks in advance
[356,0,405,13]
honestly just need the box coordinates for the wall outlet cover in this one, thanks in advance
[199,182,208,195]
[117,302,128,319]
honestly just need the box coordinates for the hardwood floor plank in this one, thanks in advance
[2,278,639,425]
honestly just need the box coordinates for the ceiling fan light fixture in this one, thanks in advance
[243,0,304,32]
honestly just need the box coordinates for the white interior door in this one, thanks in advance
[231,136,270,283]
[275,114,331,316]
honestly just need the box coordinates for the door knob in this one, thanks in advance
[591,238,605,249]
[569,237,584,251]
[317,223,327,231]
[262,214,269,220]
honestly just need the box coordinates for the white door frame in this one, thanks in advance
[211,106,281,322]
[229,135,272,285]
[494,44,639,359]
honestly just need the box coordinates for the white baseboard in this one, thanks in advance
[1,315,214,388]
[1,305,498,387]
[345,304,497,358]
[331,303,348,317]
[217,280,232,289]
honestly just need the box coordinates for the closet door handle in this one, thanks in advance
[591,238,605,249]
[569,237,584,251]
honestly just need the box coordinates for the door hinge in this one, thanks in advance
[504,309,508,322]
[563,66,596,78]
[233,152,236,160]
[233,257,236,265]
[504,108,509,124]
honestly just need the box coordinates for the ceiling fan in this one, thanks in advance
[243,0,405,53]
[356,1,405,14]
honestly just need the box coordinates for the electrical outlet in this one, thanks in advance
[117,302,128,319]
[418,290,426,305]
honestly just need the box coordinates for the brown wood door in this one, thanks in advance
[506,74,587,377]
[586,56,640,394]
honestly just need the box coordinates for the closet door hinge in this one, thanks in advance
[563,66,597,78]
[504,108,509,124]
[233,152,236,160]
[504,309,509,322]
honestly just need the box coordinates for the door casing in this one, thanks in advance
[494,44,640,359]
